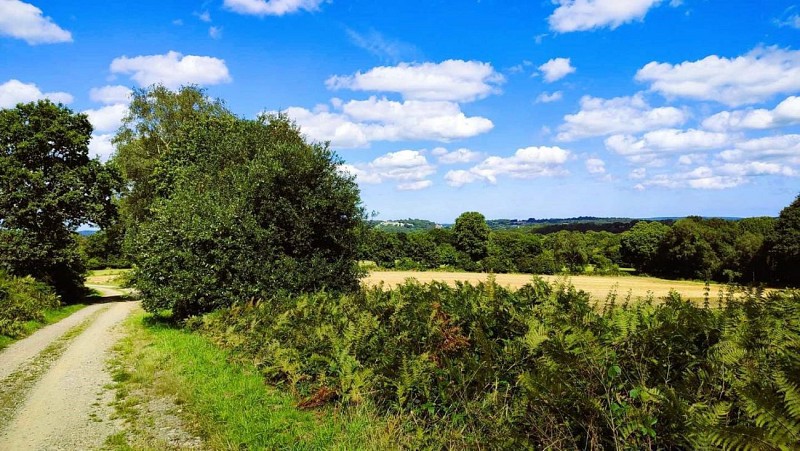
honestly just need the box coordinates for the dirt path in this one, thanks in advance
[0,296,138,450]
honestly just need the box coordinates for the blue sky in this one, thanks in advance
[2,0,800,222]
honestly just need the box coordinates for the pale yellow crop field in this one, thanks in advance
[363,271,731,302]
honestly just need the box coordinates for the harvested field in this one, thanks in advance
[363,271,732,302]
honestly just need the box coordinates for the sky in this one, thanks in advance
[2,0,800,222]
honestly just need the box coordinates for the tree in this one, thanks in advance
[620,221,670,274]
[119,88,364,317]
[0,100,120,298]
[769,193,800,286]
[453,211,490,264]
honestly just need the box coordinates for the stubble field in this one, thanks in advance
[364,270,730,302]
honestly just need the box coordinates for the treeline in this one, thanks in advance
[360,203,800,286]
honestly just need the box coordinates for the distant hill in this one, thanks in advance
[77,229,98,236]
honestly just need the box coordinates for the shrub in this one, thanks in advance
[194,280,800,449]
[0,271,59,338]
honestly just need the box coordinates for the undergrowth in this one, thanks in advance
[192,277,800,449]
[110,311,409,450]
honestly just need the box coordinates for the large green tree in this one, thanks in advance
[453,211,490,266]
[0,100,120,298]
[769,193,800,286]
[117,87,364,317]
[620,221,671,274]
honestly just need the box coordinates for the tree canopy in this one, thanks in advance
[116,86,364,318]
[0,100,120,298]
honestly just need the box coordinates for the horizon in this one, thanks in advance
[3,0,800,223]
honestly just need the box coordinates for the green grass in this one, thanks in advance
[109,312,407,450]
[0,304,87,351]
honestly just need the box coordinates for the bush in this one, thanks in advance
[0,271,59,338]
[195,280,800,449]
[130,113,363,318]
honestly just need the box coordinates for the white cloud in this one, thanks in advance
[88,134,115,162]
[0,79,72,108]
[702,96,800,131]
[89,85,132,105]
[196,11,212,22]
[397,180,433,191]
[209,26,223,39]
[585,158,606,174]
[110,51,232,89]
[0,0,72,44]
[223,0,326,16]
[605,129,731,159]
[445,146,571,186]
[636,47,800,106]
[536,91,563,103]
[341,150,435,190]
[83,104,128,133]
[629,167,647,179]
[326,60,504,102]
[549,0,663,32]
[718,134,800,162]
[538,58,575,82]
[285,97,494,148]
[435,147,483,164]
[557,93,686,141]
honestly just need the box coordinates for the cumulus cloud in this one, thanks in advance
[209,26,223,39]
[548,0,663,32]
[636,47,800,106]
[223,0,326,16]
[0,0,72,44]
[585,158,606,174]
[326,60,504,102]
[702,96,800,131]
[717,134,800,162]
[0,79,72,108]
[340,150,435,190]
[110,51,232,89]
[557,93,686,141]
[433,147,483,164]
[640,162,796,190]
[83,104,128,133]
[89,85,132,105]
[538,58,575,82]
[88,134,115,162]
[629,167,647,179]
[445,146,571,186]
[536,91,563,103]
[605,129,732,159]
[285,97,494,148]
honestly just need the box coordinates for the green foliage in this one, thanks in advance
[196,280,800,449]
[120,87,364,318]
[453,211,490,263]
[0,100,121,299]
[620,221,671,274]
[769,193,800,285]
[0,270,59,338]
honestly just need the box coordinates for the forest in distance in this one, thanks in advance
[2,86,800,450]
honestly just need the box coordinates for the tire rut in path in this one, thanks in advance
[0,301,139,451]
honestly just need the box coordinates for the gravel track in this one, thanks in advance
[0,291,138,450]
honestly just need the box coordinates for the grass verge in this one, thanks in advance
[108,311,407,450]
[0,304,87,351]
